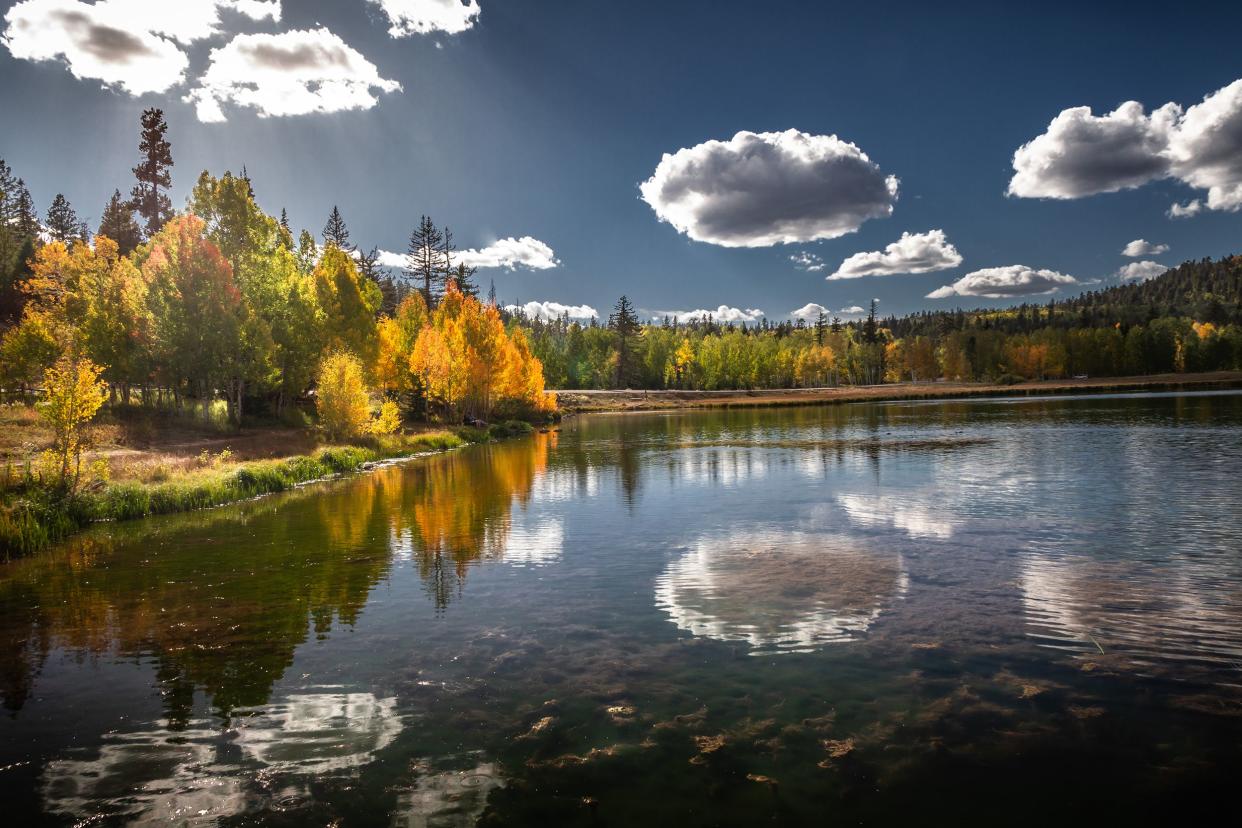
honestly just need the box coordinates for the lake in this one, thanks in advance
[2,391,1242,826]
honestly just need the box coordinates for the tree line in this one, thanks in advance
[0,109,555,433]
[513,260,1242,390]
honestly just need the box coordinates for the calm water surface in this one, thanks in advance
[3,392,1242,825]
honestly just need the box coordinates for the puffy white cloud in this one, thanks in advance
[839,305,865,314]
[1167,79,1242,211]
[1167,199,1202,219]
[1008,101,1178,199]
[186,28,400,122]
[1,0,279,94]
[790,302,829,321]
[790,251,825,272]
[1116,261,1168,282]
[368,0,480,37]
[927,265,1077,299]
[1121,238,1168,257]
[827,229,962,281]
[368,237,558,271]
[1009,78,1242,214]
[458,237,559,270]
[504,301,597,322]
[639,129,899,248]
[655,306,766,324]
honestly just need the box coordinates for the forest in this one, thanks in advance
[0,110,554,441]
[514,259,1242,390]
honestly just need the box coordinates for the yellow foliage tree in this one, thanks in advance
[794,344,835,387]
[37,354,108,488]
[316,351,371,440]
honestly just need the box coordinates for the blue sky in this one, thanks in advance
[2,0,1241,322]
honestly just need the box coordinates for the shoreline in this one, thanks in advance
[554,371,1242,413]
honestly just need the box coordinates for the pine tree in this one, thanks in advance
[814,311,828,345]
[487,279,497,307]
[13,179,38,238]
[323,206,352,250]
[863,299,880,344]
[279,208,291,233]
[98,189,143,255]
[446,262,479,299]
[609,295,641,388]
[130,107,174,236]
[46,194,80,243]
[406,215,445,307]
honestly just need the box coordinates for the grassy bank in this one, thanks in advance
[554,371,1242,413]
[1,421,534,560]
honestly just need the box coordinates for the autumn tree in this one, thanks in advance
[141,215,242,410]
[314,245,382,370]
[37,354,107,489]
[316,351,371,440]
[131,108,174,236]
[98,190,143,256]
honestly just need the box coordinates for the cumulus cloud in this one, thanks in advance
[1167,199,1203,219]
[458,237,559,270]
[505,300,597,322]
[826,229,962,280]
[639,129,899,248]
[655,306,766,324]
[926,265,1077,299]
[1121,238,1168,257]
[368,0,480,37]
[790,251,825,272]
[186,28,400,122]
[1116,261,1168,282]
[1009,78,1242,214]
[839,305,865,314]
[789,302,829,321]
[2,0,279,94]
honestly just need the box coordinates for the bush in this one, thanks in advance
[316,351,371,440]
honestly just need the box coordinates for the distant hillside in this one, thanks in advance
[888,255,1242,338]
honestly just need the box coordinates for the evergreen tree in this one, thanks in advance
[406,215,445,307]
[814,311,828,345]
[488,279,497,307]
[609,295,641,388]
[98,189,143,255]
[830,315,842,333]
[446,262,479,299]
[130,107,174,235]
[323,205,352,250]
[46,194,79,243]
[862,299,880,344]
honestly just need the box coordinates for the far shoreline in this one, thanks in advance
[554,371,1242,413]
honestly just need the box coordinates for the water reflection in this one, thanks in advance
[235,689,402,773]
[391,760,503,828]
[654,530,908,653]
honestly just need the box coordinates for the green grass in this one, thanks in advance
[0,427,505,560]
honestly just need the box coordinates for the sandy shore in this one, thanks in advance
[554,371,1242,413]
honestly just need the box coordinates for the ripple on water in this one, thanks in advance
[654,530,908,654]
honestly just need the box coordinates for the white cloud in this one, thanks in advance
[1121,238,1168,257]
[1116,261,1168,282]
[1167,199,1202,219]
[790,251,825,272]
[790,302,829,321]
[368,0,480,37]
[458,237,559,270]
[639,129,899,248]
[927,265,1077,299]
[504,301,597,322]
[1008,101,1177,199]
[655,306,766,324]
[839,305,865,314]
[1,0,279,94]
[186,27,400,122]
[827,229,962,280]
[369,237,558,271]
[1009,78,1242,214]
